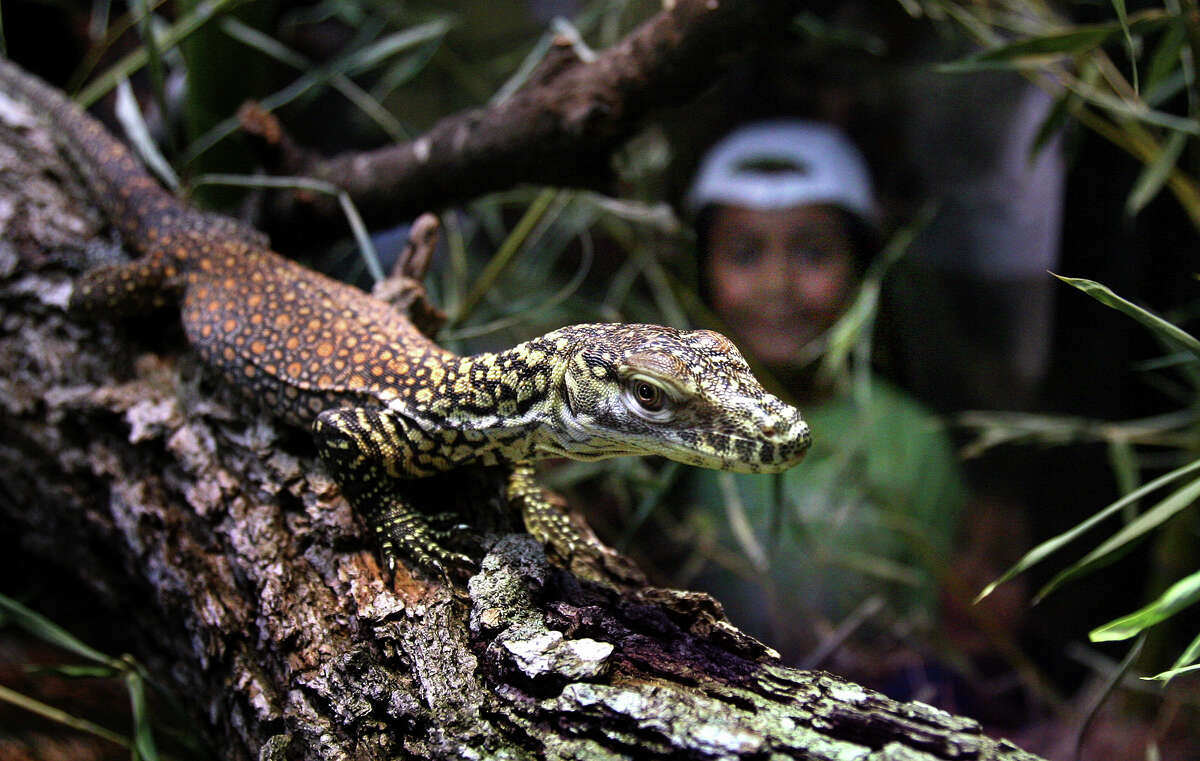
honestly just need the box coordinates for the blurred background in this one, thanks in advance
[1,0,1198,758]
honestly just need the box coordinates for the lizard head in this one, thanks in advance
[543,324,811,473]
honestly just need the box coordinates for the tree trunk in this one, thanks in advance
[0,58,1044,761]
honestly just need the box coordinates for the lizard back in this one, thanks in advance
[0,56,453,425]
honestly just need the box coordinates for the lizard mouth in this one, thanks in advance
[647,422,812,474]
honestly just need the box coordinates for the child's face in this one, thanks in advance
[705,203,858,374]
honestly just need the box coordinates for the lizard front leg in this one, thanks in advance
[312,407,471,576]
[507,462,604,562]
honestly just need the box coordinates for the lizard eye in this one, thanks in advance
[633,380,665,411]
[623,376,675,422]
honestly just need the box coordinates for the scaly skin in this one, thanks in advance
[0,57,812,575]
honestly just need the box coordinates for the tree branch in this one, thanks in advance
[242,0,797,232]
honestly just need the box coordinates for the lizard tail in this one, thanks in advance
[0,56,184,251]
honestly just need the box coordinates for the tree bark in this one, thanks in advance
[0,57,1045,761]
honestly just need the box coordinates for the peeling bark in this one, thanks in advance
[0,59,1046,761]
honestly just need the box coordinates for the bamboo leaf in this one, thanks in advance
[1126,130,1188,217]
[1031,91,1073,158]
[1090,569,1200,641]
[938,13,1170,73]
[1144,663,1200,681]
[1144,630,1200,681]
[1110,0,1138,92]
[1145,19,1187,97]
[938,26,1119,72]
[1035,474,1200,602]
[1106,438,1140,521]
[976,458,1200,602]
[1054,275,1200,359]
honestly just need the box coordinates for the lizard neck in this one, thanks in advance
[394,332,575,465]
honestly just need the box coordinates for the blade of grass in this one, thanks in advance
[718,472,768,573]
[618,461,682,550]
[0,684,133,751]
[1055,275,1200,358]
[0,594,119,666]
[1090,569,1200,641]
[184,20,450,164]
[1035,473,1200,602]
[131,0,169,147]
[126,669,160,761]
[819,202,932,383]
[452,188,558,324]
[70,0,170,90]
[1144,630,1200,681]
[1072,635,1145,761]
[77,0,249,107]
[439,219,596,341]
[976,458,1200,602]
[191,174,383,282]
[115,79,180,191]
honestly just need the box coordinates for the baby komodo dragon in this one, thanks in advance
[1,57,811,575]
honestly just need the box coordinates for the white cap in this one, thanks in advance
[686,120,877,224]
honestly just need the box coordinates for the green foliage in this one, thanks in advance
[924,0,1200,229]
[0,594,165,759]
[976,277,1200,681]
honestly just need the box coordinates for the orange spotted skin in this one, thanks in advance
[2,57,812,575]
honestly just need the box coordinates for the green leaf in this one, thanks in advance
[0,594,118,667]
[1090,569,1200,641]
[1035,474,1200,602]
[976,458,1200,602]
[1127,130,1188,217]
[1054,275,1200,359]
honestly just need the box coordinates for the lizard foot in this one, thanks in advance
[373,502,475,579]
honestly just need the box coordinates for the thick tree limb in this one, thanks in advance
[0,63,1044,761]
[242,0,797,231]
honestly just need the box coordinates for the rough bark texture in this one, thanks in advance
[0,57,1046,761]
[244,0,797,233]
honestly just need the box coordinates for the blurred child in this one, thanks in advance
[682,121,966,666]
